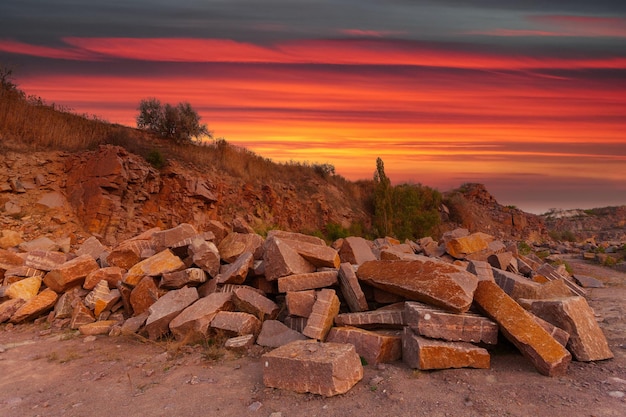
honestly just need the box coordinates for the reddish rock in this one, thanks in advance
[24,250,66,271]
[84,280,111,310]
[404,301,498,345]
[338,263,368,312]
[84,267,124,290]
[5,276,42,301]
[120,312,149,335]
[285,290,316,318]
[218,232,264,263]
[357,258,478,313]
[3,266,45,281]
[263,236,316,281]
[54,287,88,319]
[79,320,117,336]
[43,255,100,293]
[536,263,587,298]
[70,301,96,329]
[334,304,405,329]
[526,296,613,361]
[283,316,308,333]
[338,236,376,265]
[210,311,261,336]
[488,252,514,270]
[280,238,340,268]
[94,289,121,317]
[124,249,185,286]
[256,320,307,348]
[145,286,199,340]
[445,233,489,259]
[303,289,340,341]
[11,288,58,323]
[129,276,160,315]
[160,268,207,289]
[402,328,490,370]
[169,292,234,343]
[217,251,254,285]
[225,334,256,351]
[106,238,155,270]
[75,236,107,260]
[188,238,221,278]
[262,340,364,397]
[327,326,402,365]
[530,313,570,348]
[233,286,279,320]
[0,249,25,270]
[277,270,338,293]
[473,280,571,376]
[267,230,326,246]
[466,260,495,282]
[0,298,26,323]
[152,223,198,251]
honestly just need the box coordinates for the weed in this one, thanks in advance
[518,241,532,256]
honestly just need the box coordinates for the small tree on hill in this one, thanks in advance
[136,98,212,144]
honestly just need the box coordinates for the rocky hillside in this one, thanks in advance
[541,207,626,243]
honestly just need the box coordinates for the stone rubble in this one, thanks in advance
[0,223,614,396]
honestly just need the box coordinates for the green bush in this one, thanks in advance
[146,149,166,169]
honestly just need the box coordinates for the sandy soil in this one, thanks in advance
[1,256,625,417]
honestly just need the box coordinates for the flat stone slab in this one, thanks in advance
[338,263,368,312]
[263,236,315,281]
[402,328,490,370]
[145,286,199,340]
[334,305,405,329]
[327,326,402,365]
[277,270,338,292]
[285,290,316,318]
[262,340,364,397]
[233,286,279,320]
[473,280,571,376]
[125,249,185,286]
[357,257,478,313]
[169,292,234,343]
[256,320,307,348]
[572,274,604,288]
[43,254,100,293]
[303,289,340,341]
[280,238,340,268]
[10,288,58,323]
[338,236,376,265]
[210,311,261,336]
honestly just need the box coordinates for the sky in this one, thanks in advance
[1,1,625,214]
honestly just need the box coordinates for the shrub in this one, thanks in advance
[145,149,166,169]
[136,98,211,144]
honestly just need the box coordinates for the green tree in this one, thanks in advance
[136,98,211,143]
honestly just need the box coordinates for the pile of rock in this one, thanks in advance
[0,224,613,396]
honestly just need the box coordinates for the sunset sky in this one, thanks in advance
[1,1,625,214]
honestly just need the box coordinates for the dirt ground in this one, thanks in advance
[1,256,625,417]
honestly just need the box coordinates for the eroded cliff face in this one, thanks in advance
[0,145,370,245]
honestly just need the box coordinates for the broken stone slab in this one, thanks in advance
[525,296,613,362]
[94,289,121,317]
[379,249,421,261]
[169,292,234,343]
[10,288,58,323]
[0,248,25,270]
[357,257,478,313]
[488,252,513,270]
[536,263,586,298]
[402,328,490,370]
[492,268,548,300]
[473,280,571,376]
[160,268,207,289]
[302,289,340,341]
[0,230,23,249]
[277,270,338,293]
[280,238,340,269]
[19,237,59,252]
[152,223,198,252]
[334,304,405,329]
[262,340,364,397]
[0,298,26,323]
[529,312,570,348]
[3,266,45,281]
[256,320,308,348]
[129,276,160,315]
[338,236,376,265]
[225,334,256,351]
[70,301,96,329]
[445,233,490,259]
[338,263,368,312]
[124,249,185,287]
[267,230,326,246]
[285,290,316,318]
[218,232,264,263]
[84,280,111,310]
[79,320,117,336]
[84,266,124,290]
[5,276,42,301]
[145,286,199,340]
[53,287,88,319]
[188,238,221,278]
[210,311,261,336]
[106,238,157,270]
[263,236,316,281]
[43,254,100,293]
[572,274,604,288]
[327,326,402,365]
[233,286,279,321]
[283,316,308,333]
[75,236,107,260]
[119,311,149,335]
[466,260,495,282]
[404,301,498,345]
[217,251,254,285]
[24,250,66,271]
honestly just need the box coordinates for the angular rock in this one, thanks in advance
[129,276,160,315]
[404,301,498,345]
[205,220,228,244]
[530,313,570,347]
[262,340,364,397]
[84,280,111,310]
[94,289,121,317]
[53,287,88,319]
[0,248,25,270]
[24,250,66,271]
[302,289,340,341]
[277,270,338,293]
[152,223,198,251]
[338,263,368,312]
[218,232,264,263]
[256,320,307,348]
[233,286,279,320]
[0,298,26,323]
[84,266,124,290]
[225,334,255,351]
[145,286,199,340]
[169,292,234,343]
[525,296,613,361]
[3,266,45,281]
[107,238,156,270]
[79,320,117,336]
[120,312,149,335]
[188,238,220,278]
[160,268,207,289]
[70,301,96,329]
[445,233,489,259]
[11,288,58,323]
[263,236,315,281]
[0,230,23,249]
[373,287,406,304]
[43,255,100,293]
[493,268,573,301]
[334,305,405,329]
[5,276,42,301]
[283,316,308,333]
[19,237,58,252]
[536,263,586,298]
[327,326,402,365]
[75,236,107,260]
[402,328,490,370]
[357,258,478,313]
[217,251,254,285]
[285,290,316,318]
[210,311,261,336]
[338,236,376,265]
[124,249,185,286]
[473,280,571,376]
[267,230,326,246]
[280,238,340,269]
[466,260,495,282]
[572,274,604,288]
[488,252,513,270]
